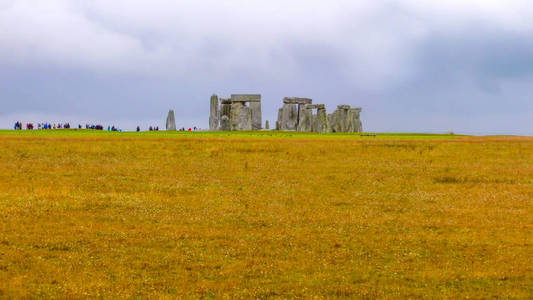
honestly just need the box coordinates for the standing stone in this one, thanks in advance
[280,103,299,131]
[339,105,351,132]
[297,105,313,132]
[327,113,334,132]
[219,99,232,131]
[276,108,283,130]
[316,105,330,133]
[352,107,363,132]
[231,102,252,131]
[311,113,318,133]
[166,109,176,131]
[250,101,262,130]
[231,94,261,131]
[346,109,355,133]
[329,105,351,132]
[209,94,219,131]
[265,120,269,130]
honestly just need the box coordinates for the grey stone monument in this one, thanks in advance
[297,105,313,132]
[327,105,362,133]
[209,94,219,130]
[280,103,298,130]
[166,109,176,131]
[219,98,232,131]
[276,108,283,130]
[230,102,252,131]
[209,94,261,131]
[231,94,261,130]
[352,107,363,133]
[316,105,330,133]
[305,104,329,133]
[278,97,312,131]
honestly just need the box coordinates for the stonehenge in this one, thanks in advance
[275,98,362,133]
[166,109,176,131]
[209,94,262,131]
[328,105,363,133]
[209,93,363,133]
[276,97,311,131]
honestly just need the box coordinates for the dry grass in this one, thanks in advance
[0,132,532,298]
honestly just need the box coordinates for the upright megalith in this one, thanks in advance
[231,102,252,131]
[209,94,219,130]
[297,105,313,132]
[265,120,269,130]
[209,94,262,131]
[166,109,176,131]
[278,97,312,131]
[352,107,363,133]
[232,94,262,130]
[280,103,298,130]
[219,98,232,131]
[311,104,330,133]
[328,105,363,133]
[276,108,283,130]
[276,98,331,133]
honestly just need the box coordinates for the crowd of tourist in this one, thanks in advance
[12,122,123,131]
[178,127,198,131]
[12,121,201,132]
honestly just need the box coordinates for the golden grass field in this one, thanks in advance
[0,131,532,298]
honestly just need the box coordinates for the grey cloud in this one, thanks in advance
[0,0,532,134]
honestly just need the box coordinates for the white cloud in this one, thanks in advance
[0,0,423,88]
[2,0,531,88]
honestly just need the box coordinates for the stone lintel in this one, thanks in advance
[231,94,261,102]
[220,98,232,104]
[305,104,325,110]
[283,97,312,104]
[337,105,351,110]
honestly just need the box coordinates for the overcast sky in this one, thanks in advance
[1,0,532,134]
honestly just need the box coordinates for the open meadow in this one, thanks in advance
[0,130,532,298]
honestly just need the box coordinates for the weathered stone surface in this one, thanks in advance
[283,97,312,105]
[265,120,269,130]
[279,103,299,130]
[276,108,282,130]
[346,108,362,133]
[335,105,351,132]
[250,101,262,130]
[213,94,262,131]
[166,109,176,131]
[311,113,318,132]
[352,107,363,132]
[327,104,363,133]
[209,94,219,131]
[297,105,312,132]
[327,113,336,132]
[231,102,252,131]
[219,102,231,131]
[307,104,325,110]
[346,109,355,133]
[316,107,330,133]
[231,94,261,102]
